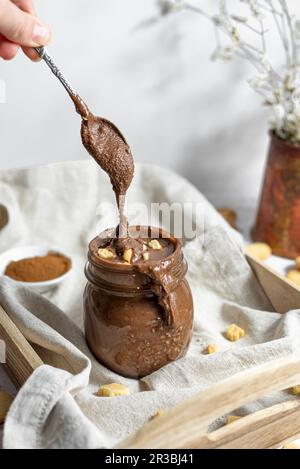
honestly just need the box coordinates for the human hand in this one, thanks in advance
[0,0,51,61]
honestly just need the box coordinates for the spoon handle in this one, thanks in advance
[34,46,76,97]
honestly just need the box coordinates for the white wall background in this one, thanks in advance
[1,0,300,230]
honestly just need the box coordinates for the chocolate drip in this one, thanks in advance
[136,258,180,327]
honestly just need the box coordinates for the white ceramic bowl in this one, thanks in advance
[0,246,72,293]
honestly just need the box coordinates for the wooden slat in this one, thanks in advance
[246,254,300,313]
[0,305,43,388]
[197,400,300,449]
[117,354,300,449]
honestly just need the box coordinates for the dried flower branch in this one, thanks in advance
[153,0,300,145]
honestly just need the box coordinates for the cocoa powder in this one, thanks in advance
[4,252,71,282]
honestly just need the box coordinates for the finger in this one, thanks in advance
[0,34,19,60]
[22,45,40,61]
[10,0,35,15]
[13,1,39,60]
[0,0,51,47]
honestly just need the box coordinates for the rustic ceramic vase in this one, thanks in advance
[252,133,300,258]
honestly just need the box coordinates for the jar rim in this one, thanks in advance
[88,225,181,273]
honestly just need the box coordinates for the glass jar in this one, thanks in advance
[83,226,194,378]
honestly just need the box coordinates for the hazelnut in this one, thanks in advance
[206,344,218,355]
[150,409,166,420]
[148,240,162,250]
[245,243,272,261]
[98,383,130,397]
[226,324,245,342]
[217,207,237,229]
[143,252,149,261]
[98,248,114,260]
[226,415,242,425]
[286,270,300,287]
[290,385,300,395]
[123,249,133,264]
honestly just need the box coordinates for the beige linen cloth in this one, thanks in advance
[0,160,300,449]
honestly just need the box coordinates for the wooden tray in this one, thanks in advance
[1,254,300,449]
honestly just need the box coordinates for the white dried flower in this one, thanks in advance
[260,54,271,72]
[293,105,300,119]
[213,14,227,28]
[294,19,300,41]
[292,87,300,104]
[157,0,185,16]
[231,15,248,24]
[240,0,265,20]
[154,0,300,145]
[230,26,241,45]
[211,46,234,61]
[273,104,285,121]
[284,72,296,92]
[248,73,268,89]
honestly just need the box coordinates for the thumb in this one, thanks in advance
[0,0,51,47]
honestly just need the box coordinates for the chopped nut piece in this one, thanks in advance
[123,249,133,264]
[148,240,162,250]
[286,270,300,287]
[143,252,149,261]
[245,242,272,261]
[282,442,300,449]
[150,409,166,420]
[226,324,245,342]
[0,390,14,424]
[226,415,242,425]
[206,344,218,355]
[290,385,300,395]
[217,207,237,229]
[142,244,147,252]
[98,248,114,260]
[98,383,130,397]
[296,257,300,270]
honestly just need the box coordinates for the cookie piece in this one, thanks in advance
[226,324,245,342]
[98,383,130,397]
[217,208,237,229]
[286,270,300,287]
[205,344,218,355]
[245,243,272,261]
[226,415,242,424]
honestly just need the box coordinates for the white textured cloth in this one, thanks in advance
[0,161,300,449]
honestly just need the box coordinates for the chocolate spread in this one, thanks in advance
[72,94,134,235]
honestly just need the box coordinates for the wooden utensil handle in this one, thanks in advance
[117,354,300,449]
[0,305,43,388]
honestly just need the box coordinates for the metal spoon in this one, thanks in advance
[34,46,89,118]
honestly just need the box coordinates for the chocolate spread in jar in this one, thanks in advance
[85,227,194,378]
[71,94,134,236]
